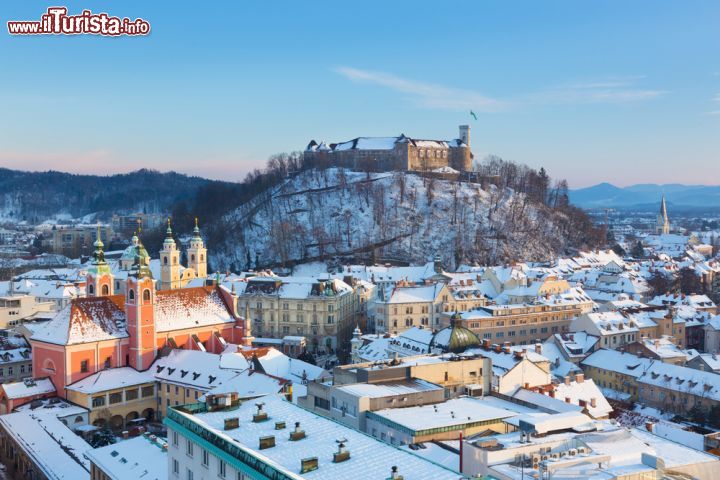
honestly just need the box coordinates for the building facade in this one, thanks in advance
[304,125,472,173]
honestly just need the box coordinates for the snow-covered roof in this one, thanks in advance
[385,283,445,304]
[1,377,56,399]
[508,388,582,414]
[637,362,720,402]
[580,349,653,379]
[152,349,238,390]
[170,394,460,480]
[368,396,516,433]
[30,285,237,346]
[337,379,442,398]
[86,434,167,480]
[30,295,127,345]
[552,379,613,419]
[203,370,285,399]
[0,410,91,479]
[648,293,716,310]
[154,286,236,332]
[66,367,154,394]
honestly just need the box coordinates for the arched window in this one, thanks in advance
[43,359,56,374]
[200,254,204,262]
[101,284,109,296]
[129,289,135,301]
[88,284,94,295]
[74,416,84,424]
[143,289,151,302]
[191,254,196,262]
[163,256,168,265]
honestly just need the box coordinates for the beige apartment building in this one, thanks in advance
[0,293,55,328]
[236,276,357,352]
[446,296,591,347]
[43,224,114,258]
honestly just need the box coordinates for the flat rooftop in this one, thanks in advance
[336,378,443,398]
[165,394,460,480]
[367,397,516,433]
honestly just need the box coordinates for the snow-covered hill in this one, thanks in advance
[213,168,588,270]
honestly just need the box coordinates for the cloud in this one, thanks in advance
[334,67,507,112]
[335,67,666,111]
[527,77,667,105]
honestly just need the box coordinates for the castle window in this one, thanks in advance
[164,257,168,265]
[88,284,94,295]
[143,289,151,302]
[101,284,109,295]
[129,290,135,301]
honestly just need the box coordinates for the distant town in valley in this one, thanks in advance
[0,123,719,480]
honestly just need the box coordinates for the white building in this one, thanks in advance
[165,393,462,480]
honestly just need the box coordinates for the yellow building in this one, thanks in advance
[65,367,156,429]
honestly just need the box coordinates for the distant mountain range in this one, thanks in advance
[569,183,720,210]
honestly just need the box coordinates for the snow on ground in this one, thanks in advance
[291,261,328,277]
[218,168,574,270]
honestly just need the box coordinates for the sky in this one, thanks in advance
[0,1,718,188]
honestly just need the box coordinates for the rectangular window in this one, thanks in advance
[92,396,105,407]
[109,392,122,404]
[202,450,209,467]
[173,431,179,446]
[126,389,139,401]
[80,360,89,373]
[186,440,194,457]
[173,458,179,474]
[142,385,154,397]
[219,459,226,478]
[187,469,193,480]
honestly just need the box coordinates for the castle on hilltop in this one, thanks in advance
[304,125,473,173]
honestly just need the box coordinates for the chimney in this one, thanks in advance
[333,441,351,463]
[654,339,660,350]
[390,466,404,480]
[290,421,306,441]
[564,376,571,386]
[549,389,555,398]
[590,397,597,408]
[503,346,511,354]
[645,421,654,432]
[535,343,542,355]
[565,397,571,404]
[575,373,584,384]
[493,344,501,353]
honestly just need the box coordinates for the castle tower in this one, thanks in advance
[459,125,470,146]
[86,226,114,297]
[657,195,670,235]
[160,219,181,290]
[126,240,156,371]
[187,218,207,279]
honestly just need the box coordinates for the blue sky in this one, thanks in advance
[0,1,718,188]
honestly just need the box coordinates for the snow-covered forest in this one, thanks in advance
[212,167,603,271]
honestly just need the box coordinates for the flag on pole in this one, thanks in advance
[470,110,478,121]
